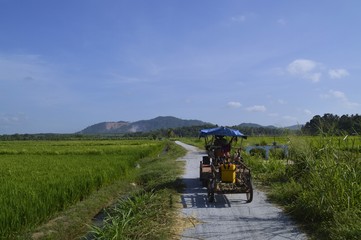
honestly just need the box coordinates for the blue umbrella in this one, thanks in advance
[199,126,247,139]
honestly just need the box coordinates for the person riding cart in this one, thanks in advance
[199,126,253,203]
[201,127,245,165]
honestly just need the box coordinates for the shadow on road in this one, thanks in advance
[181,178,249,209]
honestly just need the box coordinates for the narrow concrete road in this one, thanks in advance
[175,141,307,240]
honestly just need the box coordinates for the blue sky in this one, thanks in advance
[1,0,360,134]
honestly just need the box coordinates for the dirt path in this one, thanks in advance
[175,141,307,240]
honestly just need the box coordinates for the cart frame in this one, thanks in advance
[199,127,253,203]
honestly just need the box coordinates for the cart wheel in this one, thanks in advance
[207,179,215,202]
[208,192,215,203]
[246,176,253,203]
[202,179,208,187]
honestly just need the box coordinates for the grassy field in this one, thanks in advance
[183,134,361,239]
[0,139,185,239]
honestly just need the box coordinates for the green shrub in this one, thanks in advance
[249,148,266,158]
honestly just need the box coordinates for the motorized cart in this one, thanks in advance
[199,127,253,203]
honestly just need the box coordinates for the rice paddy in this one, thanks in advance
[0,139,165,238]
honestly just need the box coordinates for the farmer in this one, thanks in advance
[214,135,228,147]
[214,135,231,158]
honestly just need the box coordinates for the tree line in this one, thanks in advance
[0,124,292,140]
[301,113,361,135]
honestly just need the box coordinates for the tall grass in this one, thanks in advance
[0,140,165,238]
[264,136,361,239]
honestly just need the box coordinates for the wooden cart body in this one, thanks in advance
[200,157,253,203]
[199,127,253,203]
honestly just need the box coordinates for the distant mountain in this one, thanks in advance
[78,121,129,134]
[78,116,210,134]
[78,116,303,134]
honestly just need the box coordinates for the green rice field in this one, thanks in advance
[0,139,165,238]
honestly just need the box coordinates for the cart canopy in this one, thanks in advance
[199,126,247,139]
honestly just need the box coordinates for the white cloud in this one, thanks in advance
[321,89,359,108]
[328,68,349,79]
[287,59,317,75]
[227,101,242,108]
[329,90,346,99]
[287,59,322,82]
[286,59,351,82]
[231,15,246,23]
[246,105,266,112]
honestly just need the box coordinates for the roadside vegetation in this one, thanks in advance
[265,135,361,239]
[88,140,186,239]
[240,135,361,239]
[0,139,185,239]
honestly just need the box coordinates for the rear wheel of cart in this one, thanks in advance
[246,176,253,203]
[202,179,208,187]
[207,179,215,202]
